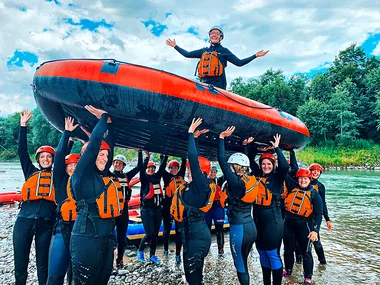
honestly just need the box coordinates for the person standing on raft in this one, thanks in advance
[166,25,269,90]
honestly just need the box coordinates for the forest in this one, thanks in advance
[0,44,379,166]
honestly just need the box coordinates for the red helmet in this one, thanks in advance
[65,154,81,165]
[81,141,110,154]
[309,163,323,173]
[259,153,276,165]
[147,161,156,168]
[35,146,55,159]
[168,160,180,168]
[296,168,312,178]
[186,156,211,175]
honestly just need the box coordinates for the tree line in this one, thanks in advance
[0,44,379,161]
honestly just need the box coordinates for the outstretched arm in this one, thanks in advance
[226,48,269,67]
[166,38,205,59]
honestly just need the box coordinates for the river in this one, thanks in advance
[0,162,379,284]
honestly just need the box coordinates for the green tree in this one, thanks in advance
[308,73,334,101]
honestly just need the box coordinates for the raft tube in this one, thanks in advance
[33,59,309,159]
[0,192,22,204]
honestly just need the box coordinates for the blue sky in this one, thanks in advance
[0,0,379,115]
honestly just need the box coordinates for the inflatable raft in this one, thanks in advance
[32,59,309,159]
[0,192,22,204]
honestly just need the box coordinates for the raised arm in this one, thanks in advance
[226,48,268,67]
[166,38,205,59]
[18,110,37,178]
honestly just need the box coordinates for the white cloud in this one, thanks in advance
[0,0,379,117]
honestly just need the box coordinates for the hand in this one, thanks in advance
[270,133,281,148]
[255,50,269,58]
[144,151,150,158]
[80,126,91,138]
[84,105,107,119]
[20,110,33,127]
[326,221,333,231]
[308,231,318,242]
[194,129,209,138]
[188,118,203,133]
[258,145,274,152]
[242,137,254,145]
[65,117,79,132]
[107,117,112,123]
[219,126,235,139]
[166,38,177,47]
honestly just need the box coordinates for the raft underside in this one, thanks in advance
[33,77,308,159]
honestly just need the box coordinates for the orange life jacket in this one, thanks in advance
[254,177,273,206]
[240,175,261,203]
[21,171,55,203]
[312,184,319,192]
[170,181,216,223]
[284,188,313,218]
[60,178,77,222]
[197,51,224,78]
[165,177,186,198]
[96,177,124,218]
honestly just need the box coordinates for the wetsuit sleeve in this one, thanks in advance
[53,130,71,203]
[188,133,208,191]
[174,46,205,59]
[66,139,74,155]
[18,126,38,179]
[275,147,289,182]
[311,190,323,233]
[289,149,299,178]
[178,157,187,178]
[158,155,169,176]
[195,138,200,156]
[74,113,109,180]
[318,182,330,222]
[224,48,257,67]
[104,124,114,173]
[248,145,260,176]
[126,150,142,182]
[218,138,245,198]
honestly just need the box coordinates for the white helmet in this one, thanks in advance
[227,152,250,167]
[113,154,127,165]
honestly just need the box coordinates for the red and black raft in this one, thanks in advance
[32,59,309,159]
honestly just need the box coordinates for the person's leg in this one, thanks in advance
[35,219,54,285]
[313,233,327,264]
[162,207,172,254]
[149,208,162,258]
[115,209,129,267]
[283,219,295,276]
[13,217,35,285]
[137,208,154,256]
[96,236,114,285]
[174,221,183,257]
[296,222,314,279]
[214,206,225,254]
[47,230,70,285]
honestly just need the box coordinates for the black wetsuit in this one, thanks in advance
[70,114,115,285]
[289,151,330,264]
[283,176,323,279]
[137,158,164,258]
[218,138,257,285]
[111,151,142,265]
[13,126,56,285]
[47,130,74,285]
[159,155,186,256]
[181,133,212,285]
[174,43,257,89]
[248,146,288,285]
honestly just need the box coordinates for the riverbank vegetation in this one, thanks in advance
[0,44,379,167]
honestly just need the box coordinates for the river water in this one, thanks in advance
[0,162,379,284]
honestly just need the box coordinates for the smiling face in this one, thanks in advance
[311,169,321,180]
[113,160,125,172]
[146,166,156,176]
[261,159,274,175]
[298,176,311,188]
[38,152,53,168]
[169,165,179,176]
[209,169,217,179]
[96,150,109,172]
[209,29,222,44]
[66,162,77,176]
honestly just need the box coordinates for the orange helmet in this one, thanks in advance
[186,156,211,175]
[259,153,276,165]
[309,163,323,173]
[65,154,81,165]
[296,168,312,178]
[147,161,156,168]
[81,140,110,154]
[168,160,180,168]
[35,146,55,160]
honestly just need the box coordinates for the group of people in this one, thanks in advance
[13,26,332,285]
